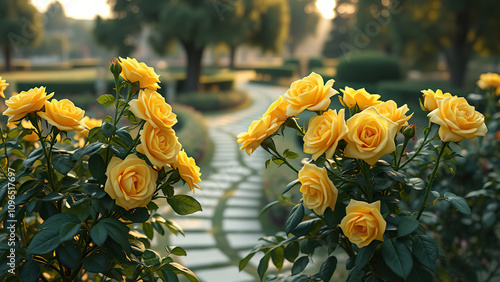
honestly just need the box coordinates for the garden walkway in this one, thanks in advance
[169,83,287,282]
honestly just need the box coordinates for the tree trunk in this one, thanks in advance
[229,45,237,69]
[183,42,204,93]
[446,10,471,88]
[4,45,12,72]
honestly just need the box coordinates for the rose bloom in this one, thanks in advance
[105,155,158,210]
[340,87,382,110]
[344,107,398,165]
[263,95,289,122]
[129,89,177,128]
[303,109,348,160]
[0,76,8,99]
[298,163,338,215]
[237,114,283,155]
[372,100,413,131]
[171,150,202,193]
[37,99,85,132]
[428,96,487,142]
[77,116,103,138]
[119,57,161,90]
[477,72,500,95]
[137,122,182,167]
[421,89,455,111]
[3,87,54,123]
[340,200,387,248]
[283,72,337,116]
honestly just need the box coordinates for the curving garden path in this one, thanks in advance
[168,83,287,281]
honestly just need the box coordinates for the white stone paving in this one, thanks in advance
[168,83,286,281]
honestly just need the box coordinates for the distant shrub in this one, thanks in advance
[173,104,210,161]
[176,89,249,112]
[336,51,402,84]
[308,58,325,69]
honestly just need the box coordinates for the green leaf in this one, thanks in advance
[59,222,81,242]
[170,246,187,256]
[283,179,300,195]
[160,269,179,282]
[381,237,413,278]
[103,115,113,124]
[291,256,309,276]
[125,110,138,124]
[271,247,285,270]
[101,122,116,138]
[56,245,81,269]
[272,157,284,166]
[257,252,271,280]
[97,94,115,107]
[83,252,112,273]
[260,200,280,215]
[397,216,419,237]
[142,222,154,240]
[167,262,199,282]
[285,204,304,234]
[52,154,75,175]
[90,224,108,246]
[116,129,133,147]
[292,218,321,237]
[88,154,106,182]
[412,234,438,270]
[143,249,161,266]
[72,142,105,160]
[20,260,40,282]
[265,159,271,168]
[347,266,366,282]
[27,226,61,255]
[167,195,202,215]
[123,207,150,223]
[284,241,300,262]
[406,178,425,190]
[239,252,257,271]
[319,256,337,282]
[42,192,64,202]
[444,192,471,215]
[284,149,300,159]
[355,241,378,268]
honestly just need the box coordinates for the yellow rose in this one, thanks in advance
[264,96,289,122]
[37,99,85,132]
[340,87,382,110]
[129,89,177,128]
[421,89,455,111]
[77,116,103,138]
[477,72,500,95]
[105,155,158,210]
[373,100,413,131]
[171,150,202,193]
[0,77,8,99]
[283,72,337,116]
[344,107,398,165]
[298,163,338,215]
[237,114,283,155]
[303,109,348,160]
[119,57,161,90]
[428,96,487,142]
[137,122,182,167]
[340,200,386,248]
[3,87,54,123]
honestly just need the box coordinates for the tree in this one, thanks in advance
[0,0,43,71]
[322,0,355,59]
[95,0,289,92]
[287,0,320,56]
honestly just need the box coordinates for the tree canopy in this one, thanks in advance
[0,0,43,70]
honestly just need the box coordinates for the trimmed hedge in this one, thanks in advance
[16,80,115,96]
[172,104,210,162]
[254,66,297,79]
[176,89,249,112]
[336,51,402,84]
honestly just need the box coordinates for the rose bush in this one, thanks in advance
[238,72,487,281]
[0,58,202,281]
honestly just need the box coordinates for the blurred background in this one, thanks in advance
[1,0,500,281]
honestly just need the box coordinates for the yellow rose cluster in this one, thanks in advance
[477,72,500,95]
[0,76,9,99]
[104,58,202,210]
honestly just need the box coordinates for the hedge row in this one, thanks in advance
[176,89,249,112]
[172,104,210,162]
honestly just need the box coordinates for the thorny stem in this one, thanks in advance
[397,121,433,171]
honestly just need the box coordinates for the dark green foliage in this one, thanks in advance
[172,104,209,161]
[176,90,249,112]
[336,51,402,84]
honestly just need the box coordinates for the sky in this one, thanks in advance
[32,0,110,20]
[33,0,335,20]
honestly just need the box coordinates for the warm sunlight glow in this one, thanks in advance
[32,0,110,20]
[316,0,336,19]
